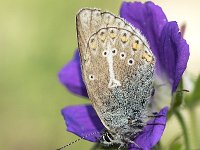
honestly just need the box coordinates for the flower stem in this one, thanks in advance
[189,107,198,148]
[174,110,190,150]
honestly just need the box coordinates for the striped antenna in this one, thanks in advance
[57,131,100,150]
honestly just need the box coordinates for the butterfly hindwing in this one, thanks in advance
[76,8,155,147]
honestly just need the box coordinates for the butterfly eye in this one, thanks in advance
[89,74,95,80]
[102,50,109,57]
[112,49,117,56]
[120,52,126,59]
[127,58,134,65]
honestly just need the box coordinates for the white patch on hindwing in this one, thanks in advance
[106,43,121,89]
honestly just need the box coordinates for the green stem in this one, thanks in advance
[174,110,190,150]
[189,107,198,148]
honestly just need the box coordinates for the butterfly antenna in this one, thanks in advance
[56,131,100,150]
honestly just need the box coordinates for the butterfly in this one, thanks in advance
[76,8,155,149]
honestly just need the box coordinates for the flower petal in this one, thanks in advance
[129,107,168,150]
[120,1,168,63]
[61,104,104,142]
[58,50,88,97]
[158,22,189,92]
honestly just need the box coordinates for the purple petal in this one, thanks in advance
[129,107,168,150]
[58,50,88,97]
[61,104,104,142]
[120,1,168,67]
[120,2,189,92]
[158,22,189,92]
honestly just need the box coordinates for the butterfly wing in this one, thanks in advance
[76,9,155,131]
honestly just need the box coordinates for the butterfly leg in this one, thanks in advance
[147,113,165,118]
[124,138,142,150]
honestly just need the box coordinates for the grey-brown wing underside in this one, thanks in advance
[76,8,155,130]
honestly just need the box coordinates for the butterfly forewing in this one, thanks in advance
[76,8,155,147]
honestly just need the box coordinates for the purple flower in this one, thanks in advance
[120,2,189,92]
[58,1,189,150]
[62,105,168,150]
[62,105,168,149]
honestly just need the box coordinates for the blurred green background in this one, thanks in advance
[0,0,199,150]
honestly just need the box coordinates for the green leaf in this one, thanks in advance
[174,110,190,150]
